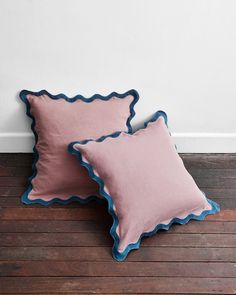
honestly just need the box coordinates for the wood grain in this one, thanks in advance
[0,153,235,294]
[0,277,236,294]
[1,247,236,262]
[0,207,110,220]
[1,232,236,247]
[1,261,235,277]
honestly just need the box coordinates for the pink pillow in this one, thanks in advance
[69,112,220,261]
[20,89,139,205]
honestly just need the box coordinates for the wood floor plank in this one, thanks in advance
[214,198,236,208]
[0,187,25,196]
[188,168,236,178]
[0,153,235,295]
[1,247,236,262]
[181,153,236,169]
[0,232,112,247]
[0,154,33,167]
[0,165,31,177]
[0,220,110,233]
[1,261,235,277]
[0,207,110,220]
[0,177,27,187]
[0,232,235,247]
[1,220,235,234]
[0,196,107,208]
[194,177,236,189]
[0,208,234,221]
[203,188,236,198]
[205,209,236,221]
[0,277,235,294]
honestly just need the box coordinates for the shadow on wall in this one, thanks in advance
[132,113,158,132]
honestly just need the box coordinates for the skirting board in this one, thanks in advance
[0,132,236,153]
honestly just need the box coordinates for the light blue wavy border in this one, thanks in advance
[20,89,139,205]
[68,111,220,261]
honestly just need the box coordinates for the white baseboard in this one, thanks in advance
[172,133,236,153]
[0,133,34,153]
[0,132,236,153]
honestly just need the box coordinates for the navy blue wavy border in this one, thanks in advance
[68,111,220,261]
[19,89,139,205]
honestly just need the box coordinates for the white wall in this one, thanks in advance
[0,0,235,152]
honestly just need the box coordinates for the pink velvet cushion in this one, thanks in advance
[69,112,220,261]
[20,89,139,205]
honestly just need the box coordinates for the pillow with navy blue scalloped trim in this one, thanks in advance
[69,111,220,261]
[20,89,139,205]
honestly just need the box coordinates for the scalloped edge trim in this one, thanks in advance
[19,89,139,206]
[69,111,220,261]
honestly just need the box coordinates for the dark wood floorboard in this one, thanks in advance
[0,153,236,294]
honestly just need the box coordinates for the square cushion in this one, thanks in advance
[69,111,220,261]
[20,89,139,205]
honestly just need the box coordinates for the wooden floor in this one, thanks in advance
[0,153,236,294]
